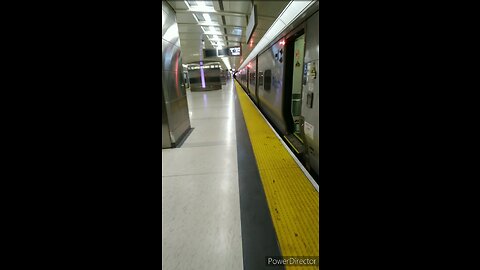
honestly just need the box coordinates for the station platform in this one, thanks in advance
[162,78,319,269]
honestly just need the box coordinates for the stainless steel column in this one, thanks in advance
[162,1,191,148]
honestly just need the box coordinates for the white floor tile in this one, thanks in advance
[162,172,243,270]
[189,107,233,120]
[162,144,237,176]
[183,118,236,148]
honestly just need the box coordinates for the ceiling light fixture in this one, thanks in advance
[203,13,211,21]
[185,0,215,13]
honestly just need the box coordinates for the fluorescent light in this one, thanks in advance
[204,31,221,35]
[189,5,215,12]
[190,7,215,12]
[184,1,215,12]
[276,1,313,28]
[201,26,221,35]
[232,28,242,35]
[203,13,211,21]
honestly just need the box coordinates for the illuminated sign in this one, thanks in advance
[188,66,220,70]
[204,47,241,57]
[228,46,241,56]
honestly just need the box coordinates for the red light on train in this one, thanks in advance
[247,64,252,68]
[279,40,285,45]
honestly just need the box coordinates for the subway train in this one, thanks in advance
[235,2,319,181]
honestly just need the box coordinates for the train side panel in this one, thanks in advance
[301,11,319,175]
[247,59,258,104]
[257,40,289,135]
[234,3,319,179]
[239,69,247,90]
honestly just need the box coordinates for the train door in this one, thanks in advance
[291,34,305,140]
[248,60,257,103]
[246,68,250,95]
[282,30,306,158]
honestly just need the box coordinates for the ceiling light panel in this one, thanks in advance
[194,13,205,21]
[202,26,222,35]
[231,28,243,35]
[207,35,224,40]
[185,0,215,12]
[227,36,242,41]
[209,26,221,32]
[186,0,213,7]
[194,13,219,22]
[203,13,211,21]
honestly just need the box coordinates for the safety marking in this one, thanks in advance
[284,135,300,154]
[234,82,284,270]
[235,81,319,269]
[293,132,304,143]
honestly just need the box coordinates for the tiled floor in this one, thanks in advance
[162,78,243,270]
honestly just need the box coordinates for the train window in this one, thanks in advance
[258,72,263,86]
[264,70,272,90]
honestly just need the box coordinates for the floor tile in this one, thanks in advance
[162,172,243,270]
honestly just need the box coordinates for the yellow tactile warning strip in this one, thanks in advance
[234,82,319,269]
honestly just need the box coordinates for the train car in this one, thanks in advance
[235,2,319,180]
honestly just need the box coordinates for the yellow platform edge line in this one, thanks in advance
[234,81,319,268]
[284,135,300,154]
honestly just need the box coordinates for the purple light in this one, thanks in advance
[200,61,206,88]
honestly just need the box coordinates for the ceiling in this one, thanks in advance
[165,0,289,71]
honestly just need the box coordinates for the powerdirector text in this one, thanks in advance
[265,256,319,267]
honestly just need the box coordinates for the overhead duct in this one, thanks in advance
[238,0,316,70]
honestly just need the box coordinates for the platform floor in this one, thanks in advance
[162,78,318,270]
[162,79,243,270]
